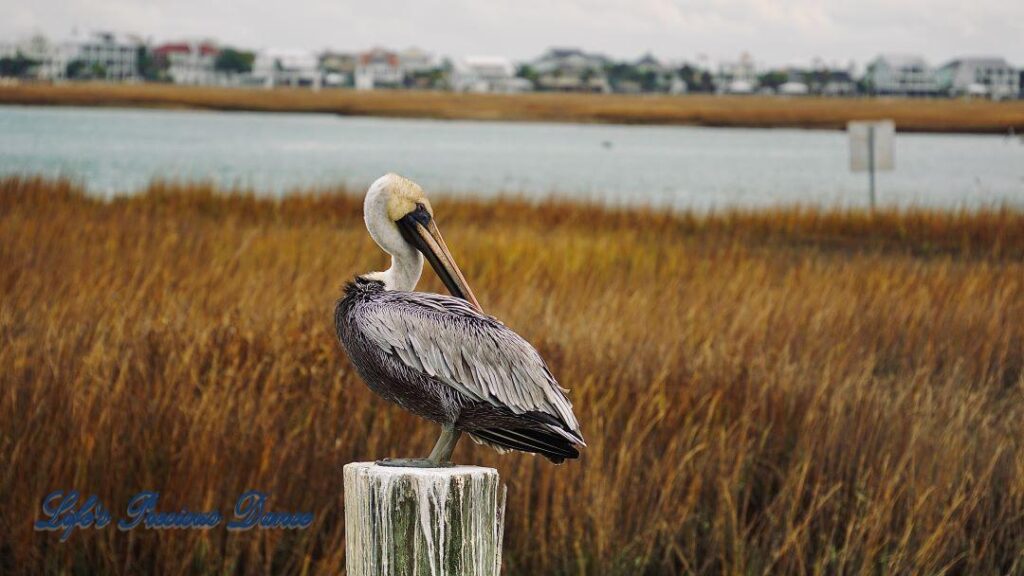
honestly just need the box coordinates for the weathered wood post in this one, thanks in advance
[344,463,506,576]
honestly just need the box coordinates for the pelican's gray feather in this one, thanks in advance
[355,286,581,436]
[336,278,585,462]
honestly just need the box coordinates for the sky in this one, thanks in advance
[2,0,1023,68]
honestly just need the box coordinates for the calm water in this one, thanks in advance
[2,104,1022,210]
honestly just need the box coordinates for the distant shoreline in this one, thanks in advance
[2,82,1024,134]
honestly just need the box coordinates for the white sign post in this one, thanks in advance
[848,120,895,211]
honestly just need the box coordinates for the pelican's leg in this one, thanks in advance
[377,425,462,468]
[427,425,462,464]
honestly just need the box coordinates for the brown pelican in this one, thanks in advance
[335,174,585,466]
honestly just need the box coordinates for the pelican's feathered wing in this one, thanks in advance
[336,278,585,462]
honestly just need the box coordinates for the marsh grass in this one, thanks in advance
[3,83,1024,133]
[1,176,1023,574]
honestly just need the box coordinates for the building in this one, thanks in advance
[398,47,434,74]
[530,48,609,93]
[154,41,219,85]
[1,32,147,82]
[450,56,529,92]
[355,48,403,90]
[633,53,686,94]
[820,70,857,96]
[0,35,71,80]
[778,81,809,95]
[633,53,664,75]
[252,49,322,89]
[70,32,142,81]
[605,54,686,94]
[400,48,444,88]
[936,57,1019,99]
[864,54,938,96]
[320,51,356,86]
[716,53,758,94]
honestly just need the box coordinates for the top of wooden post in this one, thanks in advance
[344,462,507,576]
[344,462,498,478]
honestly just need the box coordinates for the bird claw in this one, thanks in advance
[375,457,454,468]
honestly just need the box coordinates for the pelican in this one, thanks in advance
[335,174,585,467]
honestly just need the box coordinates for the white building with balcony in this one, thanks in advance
[252,49,322,89]
[154,41,219,85]
[355,48,403,90]
[450,56,529,92]
[864,54,938,96]
[936,57,1019,99]
[71,32,142,81]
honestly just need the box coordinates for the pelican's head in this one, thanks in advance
[363,173,481,311]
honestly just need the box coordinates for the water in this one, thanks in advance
[2,104,1022,210]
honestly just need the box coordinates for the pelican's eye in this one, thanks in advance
[405,203,432,226]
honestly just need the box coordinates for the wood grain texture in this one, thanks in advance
[344,463,506,576]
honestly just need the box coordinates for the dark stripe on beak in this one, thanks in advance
[397,205,482,312]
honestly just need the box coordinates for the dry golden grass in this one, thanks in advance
[2,176,1024,575]
[3,82,1024,133]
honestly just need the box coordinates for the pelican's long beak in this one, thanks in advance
[397,206,482,312]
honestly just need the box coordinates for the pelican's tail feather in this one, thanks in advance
[469,427,581,464]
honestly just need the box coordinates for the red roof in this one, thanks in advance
[154,43,219,56]
[359,48,399,66]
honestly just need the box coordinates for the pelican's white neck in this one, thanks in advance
[361,175,424,292]
[362,252,423,292]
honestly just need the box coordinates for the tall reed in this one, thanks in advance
[1,176,1022,574]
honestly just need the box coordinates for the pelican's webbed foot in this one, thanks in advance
[375,457,453,468]
[375,425,463,469]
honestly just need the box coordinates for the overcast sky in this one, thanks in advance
[3,0,1023,68]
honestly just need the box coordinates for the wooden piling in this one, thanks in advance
[344,462,506,576]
